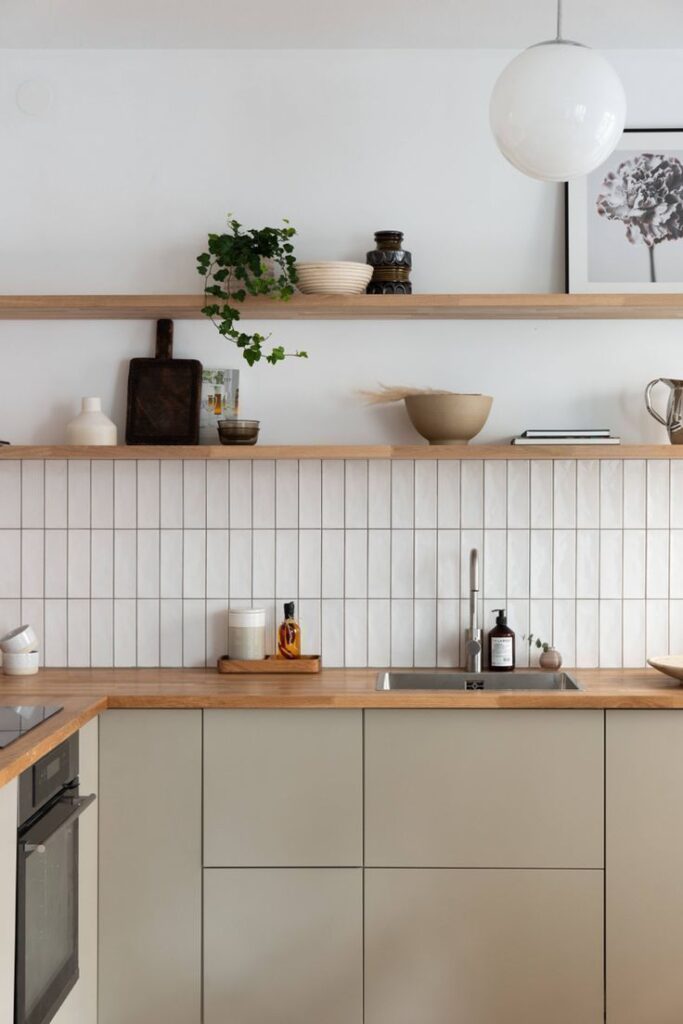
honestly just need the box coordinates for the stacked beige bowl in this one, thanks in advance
[296,261,373,295]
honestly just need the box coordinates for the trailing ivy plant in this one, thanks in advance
[197,216,307,366]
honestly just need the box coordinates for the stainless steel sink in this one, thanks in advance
[376,671,580,691]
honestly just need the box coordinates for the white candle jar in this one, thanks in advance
[228,608,266,660]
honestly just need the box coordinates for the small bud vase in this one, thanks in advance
[65,397,117,445]
[539,647,563,671]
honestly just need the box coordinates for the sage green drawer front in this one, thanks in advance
[365,709,604,867]
[203,709,363,866]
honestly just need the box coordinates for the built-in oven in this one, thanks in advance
[15,734,95,1024]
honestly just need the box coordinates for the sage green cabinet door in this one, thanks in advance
[365,709,603,867]
[204,868,363,1024]
[99,710,202,1024]
[204,709,363,866]
[607,710,683,1023]
[365,868,603,1024]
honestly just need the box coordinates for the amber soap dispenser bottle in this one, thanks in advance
[277,601,301,659]
[488,608,515,672]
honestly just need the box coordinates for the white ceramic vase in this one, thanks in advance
[65,397,117,445]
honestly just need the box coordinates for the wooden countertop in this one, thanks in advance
[0,666,681,789]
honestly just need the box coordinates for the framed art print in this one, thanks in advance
[567,129,683,292]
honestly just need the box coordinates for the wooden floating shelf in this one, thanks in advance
[2,293,683,320]
[1,445,681,461]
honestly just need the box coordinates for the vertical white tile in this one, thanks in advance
[530,461,553,528]
[206,462,230,529]
[68,462,91,528]
[45,530,67,598]
[21,531,43,598]
[623,530,646,599]
[20,602,44,666]
[45,462,67,528]
[599,600,622,667]
[414,531,436,599]
[183,461,206,528]
[275,529,298,599]
[647,460,670,529]
[137,461,160,529]
[414,600,437,667]
[114,461,137,528]
[206,530,230,599]
[137,530,160,598]
[437,461,460,528]
[322,461,345,528]
[91,461,113,528]
[623,600,646,667]
[344,599,367,667]
[228,462,252,528]
[114,529,136,598]
[322,530,344,599]
[576,601,599,668]
[183,530,206,598]
[391,599,414,667]
[461,461,484,528]
[299,530,321,598]
[671,530,683,599]
[67,529,91,598]
[646,599,669,659]
[368,530,390,599]
[91,600,114,667]
[368,599,391,667]
[528,599,552,666]
[671,602,683,653]
[229,530,252,598]
[160,461,183,528]
[183,599,206,667]
[414,461,437,529]
[252,461,275,528]
[599,529,623,599]
[576,461,599,529]
[137,600,160,667]
[252,530,275,598]
[437,599,460,667]
[0,600,20,660]
[0,531,20,598]
[276,460,299,528]
[437,530,460,599]
[391,530,414,599]
[68,599,90,666]
[671,461,683,529]
[460,529,483,594]
[21,461,44,528]
[160,599,183,667]
[206,599,229,664]
[298,599,321,657]
[0,462,20,528]
[345,530,368,599]
[321,599,344,667]
[391,461,414,529]
[647,530,669,599]
[345,461,369,528]
[160,530,183,598]
[91,531,113,598]
[368,461,391,528]
[601,460,623,529]
[44,599,67,666]
[507,530,530,599]
[506,599,530,667]
[529,530,552,598]
[483,529,507,597]
[484,461,507,528]
[553,460,576,529]
[553,598,576,667]
[577,529,600,598]
[624,460,646,529]
[253,600,277,656]
[299,461,322,528]
[507,461,529,529]
[114,598,136,667]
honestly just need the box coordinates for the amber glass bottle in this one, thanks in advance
[277,602,301,659]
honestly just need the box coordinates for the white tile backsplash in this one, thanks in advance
[21,462,44,529]
[114,461,137,528]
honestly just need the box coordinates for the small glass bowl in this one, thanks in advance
[217,419,260,446]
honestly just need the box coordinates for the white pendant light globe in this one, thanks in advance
[490,27,626,182]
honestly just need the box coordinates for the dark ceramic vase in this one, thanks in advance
[366,230,412,294]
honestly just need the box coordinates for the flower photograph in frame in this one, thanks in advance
[567,129,683,292]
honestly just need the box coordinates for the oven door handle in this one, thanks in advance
[20,793,96,855]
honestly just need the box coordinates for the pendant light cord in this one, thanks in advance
[555,0,563,40]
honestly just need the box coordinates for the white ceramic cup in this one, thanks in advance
[0,625,38,655]
[2,651,39,676]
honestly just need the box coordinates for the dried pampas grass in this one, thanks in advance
[359,385,456,405]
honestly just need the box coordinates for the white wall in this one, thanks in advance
[0,48,682,445]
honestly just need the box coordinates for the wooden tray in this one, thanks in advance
[217,655,321,675]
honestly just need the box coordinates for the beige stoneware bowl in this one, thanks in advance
[404,393,493,445]
[647,656,683,682]
[296,261,373,295]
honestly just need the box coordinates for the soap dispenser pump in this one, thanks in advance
[488,608,515,672]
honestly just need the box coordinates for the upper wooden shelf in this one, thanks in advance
[2,293,683,320]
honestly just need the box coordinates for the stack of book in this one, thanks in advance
[511,429,621,446]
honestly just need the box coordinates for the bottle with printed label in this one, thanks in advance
[488,608,515,672]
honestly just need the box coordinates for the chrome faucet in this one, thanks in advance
[465,548,482,672]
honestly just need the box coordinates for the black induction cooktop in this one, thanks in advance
[0,705,63,749]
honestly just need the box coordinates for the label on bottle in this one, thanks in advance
[490,636,513,668]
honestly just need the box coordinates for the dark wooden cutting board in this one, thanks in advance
[125,319,202,445]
